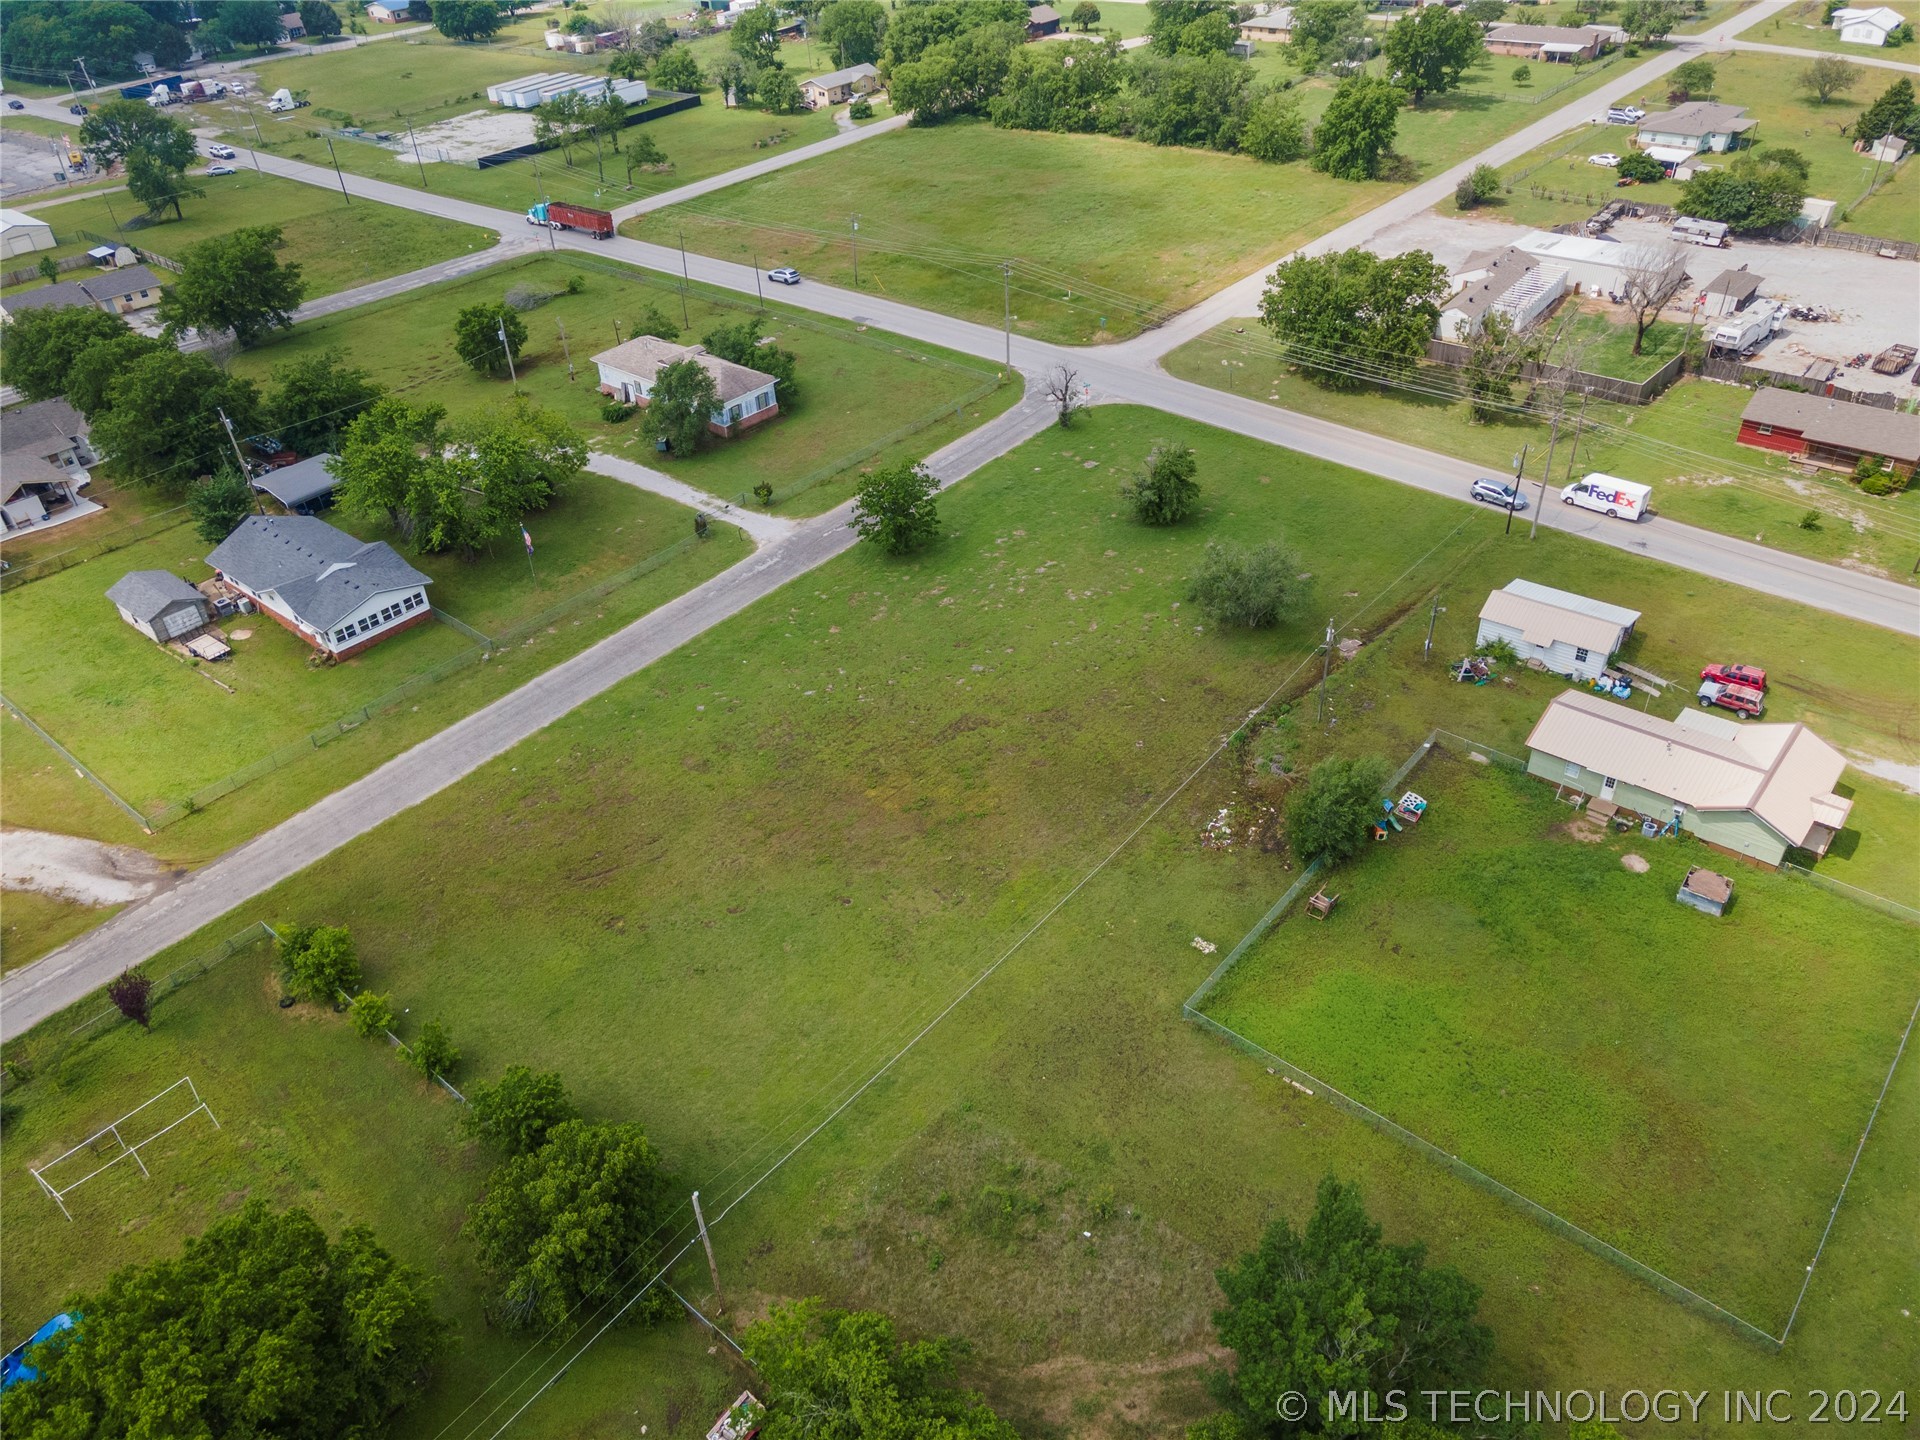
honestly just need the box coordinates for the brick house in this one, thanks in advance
[205,516,434,659]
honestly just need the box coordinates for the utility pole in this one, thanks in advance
[752,252,763,308]
[406,120,427,187]
[497,317,518,387]
[1505,443,1529,536]
[848,213,860,289]
[1423,595,1442,661]
[677,226,691,329]
[691,1191,724,1313]
[216,407,252,479]
[1563,388,1593,484]
[323,137,351,205]
[556,319,574,382]
[1001,261,1013,372]
[1530,409,1561,541]
[1317,618,1335,722]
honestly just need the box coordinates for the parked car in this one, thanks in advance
[207,143,236,159]
[1701,663,1767,691]
[206,163,237,176]
[1698,680,1765,718]
[6,99,24,111]
[1605,105,1645,124]
[69,103,88,115]
[1588,152,1622,167]
[1470,478,1527,510]
[768,267,801,286]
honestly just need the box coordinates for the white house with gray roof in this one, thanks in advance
[106,570,212,643]
[205,516,433,658]
[592,336,781,439]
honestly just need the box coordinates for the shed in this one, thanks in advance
[1676,866,1733,916]
[1026,4,1062,37]
[0,209,56,260]
[253,452,344,512]
[107,570,212,642]
[1701,265,1762,316]
[1475,579,1641,682]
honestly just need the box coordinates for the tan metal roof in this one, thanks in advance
[1502,578,1641,631]
[591,336,777,406]
[1525,690,1854,847]
[1478,590,1627,655]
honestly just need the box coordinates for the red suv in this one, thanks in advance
[1698,680,1765,718]
[1701,663,1766,690]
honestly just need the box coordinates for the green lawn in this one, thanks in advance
[1163,324,1920,583]
[1201,746,1915,1330]
[1554,305,1692,380]
[0,890,125,973]
[2,168,494,297]
[4,406,1915,1437]
[224,252,1017,516]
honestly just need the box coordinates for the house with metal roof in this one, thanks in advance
[1737,389,1920,477]
[1635,101,1757,155]
[1476,579,1641,681]
[0,208,55,260]
[1831,6,1904,45]
[252,453,344,513]
[106,570,212,643]
[592,336,780,439]
[1437,247,1569,339]
[205,516,433,658]
[1525,690,1854,866]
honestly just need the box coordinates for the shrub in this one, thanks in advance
[565,274,585,295]
[849,96,873,119]
[108,969,155,1029]
[1798,509,1822,530]
[1286,755,1393,865]
[408,1020,460,1080]
[1121,442,1200,524]
[503,284,560,311]
[1187,540,1304,628]
[281,924,360,1004]
[1477,636,1520,666]
[1860,473,1895,496]
[464,1066,577,1153]
[1455,163,1501,209]
[1616,151,1665,183]
[1854,453,1885,481]
[349,990,395,1038]
[752,480,775,506]
[601,400,636,423]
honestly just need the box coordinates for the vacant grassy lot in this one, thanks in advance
[4,168,493,297]
[224,252,1016,515]
[1202,747,1915,1329]
[1163,325,1920,580]
[5,407,1913,1438]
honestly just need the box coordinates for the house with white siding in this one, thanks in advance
[205,516,433,659]
[1830,6,1904,44]
[1475,579,1640,681]
[592,336,780,439]
[1437,247,1569,339]
[106,570,213,643]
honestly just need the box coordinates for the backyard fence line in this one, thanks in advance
[1779,862,1920,925]
[1424,339,1684,407]
[75,227,180,271]
[0,692,153,832]
[0,505,193,594]
[1809,227,1919,262]
[0,250,98,288]
[1178,729,1791,1352]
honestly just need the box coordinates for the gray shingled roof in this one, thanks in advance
[1,265,163,316]
[1741,389,1920,464]
[252,453,344,509]
[2,280,94,314]
[106,569,205,623]
[1,398,89,460]
[206,516,432,631]
[1638,101,1756,137]
[802,62,878,91]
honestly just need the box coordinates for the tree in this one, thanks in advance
[1129,51,1255,150]
[467,1119,675,1330]
[407,1020,460,1079]
[1380,3,1483,104]
[77,98,197,172]
[1678,153,1808,233]
[433,0,501,40]
[1044,363,1085,426]
[1616,149,1665,182]
[158,224,305,347]
[1071,0,1102,29]
[1854,76,1919,146]
[643,357,721,455]
[1188,540,1303,629]
[1259,247,1449,388]
[1459,312,1538,422]
[1464,0,1507,21]
[203,0,287,52]
[35,253,60,284]
[348,990,395,1038]
[453,302,528,377]
[1286,756,1391,863]
[188,466,255,544]
[745,1301,1021,1440]
[412,398,585,557]
[1616,0,1682,43]
[758,63,804,114]
[891,23,1022,123]
[1285,0,1367,71]
[282,923,361,1003]
[0,1201,445,1439]
[0,2,192,84]
[1121,442,1200,524]
[990,39,1123,133]
[1510,62,1530,86]
[631,303,682,341]
[335,397,446,539]
[90,351,261,492]
[0,305,130,402]
[65,333,167,418]
[1799,55,1860,105]
[1240,90,1307,162]
[731,2,783,66]
[1668,56,1714,98]
[269,349,380,455]
[651,44,703,92]
[818,0,888,67]
[533,90,589,161]
[1212,1174,1491,1429]
[851,460,942,554]
[106,968,154,1029]
[702,316,797,393]
[299,0,343,37]
[1310,74,1402,180]
[464,1065,578,1152]
[1616,241,1688,354]
[124,144,205,221]
[1453,160,1501,208]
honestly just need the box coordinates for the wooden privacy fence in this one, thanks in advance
[1424,339,1686,406]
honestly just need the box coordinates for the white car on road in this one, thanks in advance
[1588,152,1622,167]
[207,144,237,159]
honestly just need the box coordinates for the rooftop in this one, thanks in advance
[1478,588,1632,656]
[105,569,205,623]
[591,336,779,406]
[1703,267,1763,300]
[1637,101,1756,137]
[206,515,431,632]
[802,62,878,90]
[1,398,89,461]
[1741,389,1920,464]
[1485,22,1610,43]
[252,453,345,509]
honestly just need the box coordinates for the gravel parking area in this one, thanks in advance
[1,127,75,201]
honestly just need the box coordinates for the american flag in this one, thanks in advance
[521,525,534,556]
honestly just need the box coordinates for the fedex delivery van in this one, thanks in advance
[1561,473,1650,522]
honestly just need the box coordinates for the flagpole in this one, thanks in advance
[522,522,536,581]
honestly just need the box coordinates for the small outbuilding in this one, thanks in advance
[107,570,213,643]
[1475,579,1641,682]
[1026,4,1062,38]
[0,208,56,261]
[1676,866,1733,916]
[1700,265,1762,316]
[252,452,344,513]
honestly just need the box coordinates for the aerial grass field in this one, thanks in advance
[1200,746,1916,1330]
[1163,325,1920,580]
[223,252,1017,514]
[4,407,1914,1438]
[3,168,494,297]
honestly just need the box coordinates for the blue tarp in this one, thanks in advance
[2,1313,76,1389]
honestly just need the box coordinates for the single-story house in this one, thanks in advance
[1237,7,1294,42]
[252,452,344,513]
[0,264,163,322]
[1525,690,1854,867]
[1831,6,1904,45]
[1736,389,1920,478]
[1476,578,1641,682]
[800,63,879,109]
[1437,247,1568,340]
[1511,230,1646,296]
[1,398,98,533]
[592,336,781,439]
[1026,5,1062,38]
[1700,265,1762,316]
[279,11,306,38]
[205,515,434,659]
[0,208,56,260]
[1635,101,1756,155]
[106,570,212,643]
[366,1,413,21]
[1484,23,1611,61]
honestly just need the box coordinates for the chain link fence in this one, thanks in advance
[0,505,193,594]
[0,693,152,832]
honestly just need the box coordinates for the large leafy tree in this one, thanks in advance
[1121,441,1200,525]
[730,2,782,66]
[0,2,191,84]
[1617,0,1684,45]
[1380,3,1482,105]
[1212,1175,1491,1435]
[1129,51,1255,150]
[1854,76,1919,145]
[650,44,703,92]
[125,145,205,220]
[818,0,887,67]
[159,224,305,346]
[433,0,501,41]
[701,316,798,395]
[298,0,343,38]
[758,64,804,115]
[464,1066,578,1153]
[851,460,941,554]
[1240,90,1307,162]
[202,0,286,52]
[65,332,167,417]
[76,99,197,172]
[1145,0,1232,55]
[1285,756,1392,865]
[990,38,1123,134]
[1284,0,1367,72]
[745,1301,1021,1440]
[642,356,721,455]
[188,465,256,544]
[269,349,381,455]
[335,396,446,540]
[1259,247,1448,390]
[411,398,585,557]
[467,1119,675,1330]
[0,305,129,401]
[1677,152,1809,232]
[0,1200,446,1439]
[453,302,528,376]
[90,349,261,492]
[890,23,1022,123]
[1310,74,1402,180]
[1187,540,1304,629]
